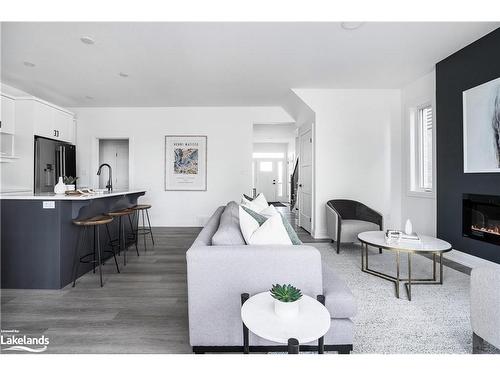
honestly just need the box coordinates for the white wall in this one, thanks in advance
[401,71,437,236]
[294,89,402,238]
[72,106,292,226]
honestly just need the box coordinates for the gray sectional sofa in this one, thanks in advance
[186,202,357,353]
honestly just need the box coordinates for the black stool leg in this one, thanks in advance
[105,224,117,255]
[241,293,250,354]
[96,226,103,287]
[141,209,147,252]
[92,226,96,273]
[121,216,127,266]
[72,227,86,287]
[128,214,139,256]
[146,209,154,246]
[288,338,299,354]
[317,294,325,354]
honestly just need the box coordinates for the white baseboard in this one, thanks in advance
[444,250,500,270]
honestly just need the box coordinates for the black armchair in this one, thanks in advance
[326,199,383,254]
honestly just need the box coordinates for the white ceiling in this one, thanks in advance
[1,22,498,107]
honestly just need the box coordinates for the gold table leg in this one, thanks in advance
[396,250,400,299]
[407,253,412,301]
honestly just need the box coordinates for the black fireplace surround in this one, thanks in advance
[463,194,500,246]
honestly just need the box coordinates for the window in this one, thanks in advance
[259,161,273,172]
[411,104,433,193]
[252,152,284,159]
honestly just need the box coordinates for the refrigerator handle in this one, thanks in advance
[62,146,66,178]
[34,139,40,192]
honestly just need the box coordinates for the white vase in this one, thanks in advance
[54,177,66,195]
[405,219,413,235]
[274,299,300,319]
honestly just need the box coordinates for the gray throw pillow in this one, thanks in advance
[212,201,246,245]
[241,206,302,245]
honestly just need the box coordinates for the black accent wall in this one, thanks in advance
[436,28,500,264]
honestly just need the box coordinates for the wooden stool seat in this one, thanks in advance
[107,208,135,217]
[73,215,113,226]
[132,204,152,210]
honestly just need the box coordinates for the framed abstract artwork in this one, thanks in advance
[463,76,500,173]
[165,135,207,191]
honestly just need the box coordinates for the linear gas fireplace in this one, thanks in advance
[463,194,500,246]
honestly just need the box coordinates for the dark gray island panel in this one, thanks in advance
[1,191,145,289]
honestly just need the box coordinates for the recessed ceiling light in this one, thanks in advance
[340,22,365,30]
[80,36,95,45]
[85,95,94,100]
[23,61,36,68]
[118,72,129,78]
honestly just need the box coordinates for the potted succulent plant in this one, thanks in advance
[63,176,78,191]
[270,284,303,319]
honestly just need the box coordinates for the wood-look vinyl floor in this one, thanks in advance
[1,227,200,354]
[0,207,322,354]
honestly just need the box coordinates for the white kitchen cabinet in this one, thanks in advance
[33,100,75,143]
[1,94,16,134]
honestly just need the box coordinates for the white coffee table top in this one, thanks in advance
[241,292,331,344]
[358,231,452,253]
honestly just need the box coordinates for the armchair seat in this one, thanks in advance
[340,220,380,243]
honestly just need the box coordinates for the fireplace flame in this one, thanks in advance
[472,225,500,236]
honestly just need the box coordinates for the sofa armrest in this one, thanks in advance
[186,245,323,346]
[322,264,357,319]
[471,266,500,348]
[326,204,340,240]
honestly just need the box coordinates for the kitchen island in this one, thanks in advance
[1,190,146,289]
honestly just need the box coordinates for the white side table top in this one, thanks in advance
[241,292,331,344]
[358,231,452,253]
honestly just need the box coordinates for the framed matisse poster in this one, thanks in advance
[463,76,500,173]
[165,135,207,191]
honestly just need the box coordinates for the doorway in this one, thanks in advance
[252,143,288,202]
[98,139,129,190]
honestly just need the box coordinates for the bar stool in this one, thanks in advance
[106,208,139,266]
[131,204,154,252]
[72,215,119,288]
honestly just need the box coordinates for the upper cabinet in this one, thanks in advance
[33,100,74,143]
[0,94,16,134]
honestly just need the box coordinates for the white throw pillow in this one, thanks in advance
[241,193,269,212]
[259,204,279,218]
[239,206,292,245]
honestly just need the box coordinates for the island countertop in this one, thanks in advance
[0,189,147,200]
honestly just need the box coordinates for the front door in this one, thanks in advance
[299,129,313,232]
[254,159,287,202]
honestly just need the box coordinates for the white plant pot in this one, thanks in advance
[274,299,300,319]
[65,184,76,191]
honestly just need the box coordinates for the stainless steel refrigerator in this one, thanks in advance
[34,136,76,194]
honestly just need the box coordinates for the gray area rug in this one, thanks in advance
[309,242,477,354]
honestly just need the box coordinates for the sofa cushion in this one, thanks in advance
[341,219,379,243]
[211,201,246,246]
[322,263,357,319]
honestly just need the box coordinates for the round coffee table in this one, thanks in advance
[241,292,331,354]
[358,231,452,301]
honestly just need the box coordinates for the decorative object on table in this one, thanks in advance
[463,76,500,173]
[326,199,383,254]
[63,176,78,191]
[404,219,413,235]
[165,135,207,191]
[270,284,303,318]
[54,176,66,195]
[385,229,420,243]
